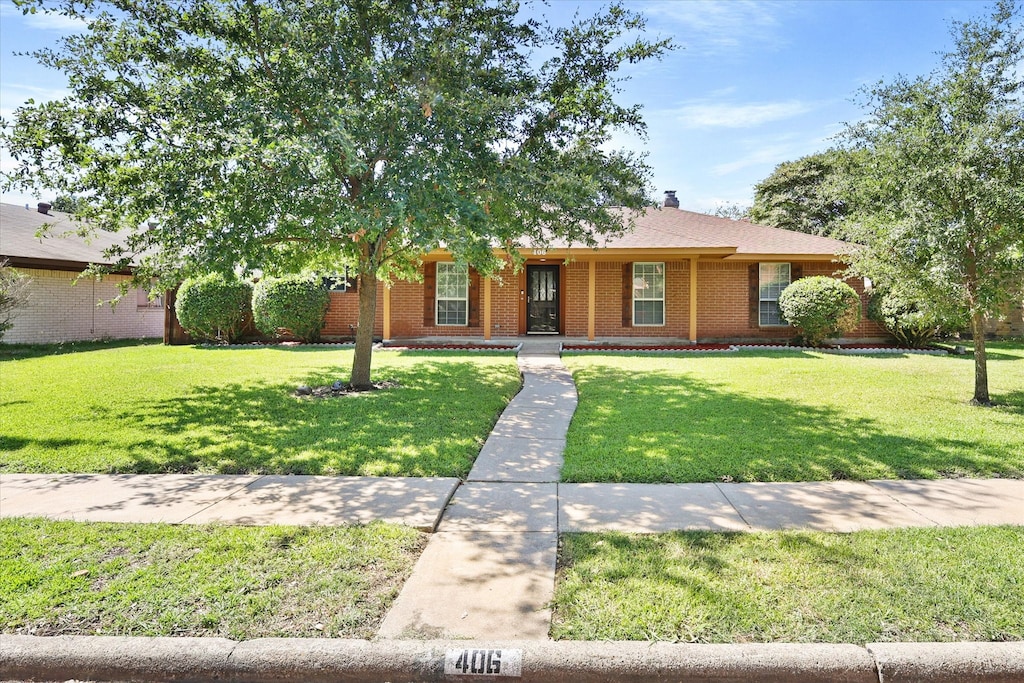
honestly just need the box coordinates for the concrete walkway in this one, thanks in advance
[2,337,1023,642]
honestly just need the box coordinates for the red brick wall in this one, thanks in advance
[322,258,888,341]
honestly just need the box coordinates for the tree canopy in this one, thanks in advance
[748,149,861,238]
[841,0,1024,405]
[2,0,670,387]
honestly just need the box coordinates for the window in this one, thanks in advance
[632,262,665,326]
[759,262,791,326]
[436,262,469,326]
[136,285,164,309]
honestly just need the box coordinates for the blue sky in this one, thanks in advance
[0,0,991,212]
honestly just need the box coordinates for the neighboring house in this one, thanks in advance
[0,202,163,344]
[318,192,888,343]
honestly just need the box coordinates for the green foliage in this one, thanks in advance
[841,0,1024,403]
[866,288,961,348]
[749,149,863,237]
[0,259,31,341]
[252,275,330,342]
[778,276,861,346]
[1,518,423,639]
[561,349,1024,484]
[175,273,252,343]
[0,344,521,476]
[1,0,671,388]
[553,527,1024,643]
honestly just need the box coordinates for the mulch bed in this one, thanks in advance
[381,343,519,351]
[294,379,401,398]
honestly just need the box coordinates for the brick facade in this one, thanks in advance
[319,258,888,342]
[4,268,164,344]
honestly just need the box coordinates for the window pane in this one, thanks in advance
[760,301,783,326]
[437,300,467,326]
[634,300,664,326]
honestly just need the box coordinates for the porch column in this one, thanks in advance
[689,257,698,342]
[483,276,492,341]
[588,259,596,341]
[382,282,392,341]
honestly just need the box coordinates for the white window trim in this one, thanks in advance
[632,261,666,327]
[758,262,791,327]
[436,262,469,327]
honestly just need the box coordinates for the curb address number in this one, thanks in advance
[444,648,522,678]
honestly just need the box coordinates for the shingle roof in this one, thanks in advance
[0,202,130,268]
[555,206,851,257]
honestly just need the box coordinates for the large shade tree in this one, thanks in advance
[2,0,669,388]
[841,0,1024,405]
[748,149,862,238]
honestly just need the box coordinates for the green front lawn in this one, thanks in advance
[0,343,521,476]
[1,517,423,639]
[552,526,1024,643]
[562,344,1024,483]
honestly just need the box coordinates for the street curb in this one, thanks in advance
[3,635,1023,683]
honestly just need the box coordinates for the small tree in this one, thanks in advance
[778,276,861,347]
[867,287,962,348]
[841,1,1024,404]
[175,273,252,343]
[252,275,330,342]
[0,259,32,341]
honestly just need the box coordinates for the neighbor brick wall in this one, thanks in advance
[3,268,163,344]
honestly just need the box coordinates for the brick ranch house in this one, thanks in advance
[318,192,888,344]
[0,202,163,344]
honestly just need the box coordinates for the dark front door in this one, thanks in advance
[527,265,560,333]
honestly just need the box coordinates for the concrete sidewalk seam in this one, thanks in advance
[177,474,269,525]
[714,481,755,530]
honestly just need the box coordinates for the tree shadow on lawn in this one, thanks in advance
[562,368,1023,483]
[37,360,518,477]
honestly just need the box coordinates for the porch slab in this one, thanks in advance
[867,478,1024,527]
[186,475,460,531]
[0,474,257,524]
[439,482,557,532]
[560,483,749,533]
[377,531,556,640]
[468,435,564,483]
[718,481,936,532]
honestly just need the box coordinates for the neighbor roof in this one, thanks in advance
[0,202,132,271]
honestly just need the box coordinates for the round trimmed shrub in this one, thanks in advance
[175,273,252,343]
[778,276,861,346]
[867,288,952,348]
[252,274,330,342]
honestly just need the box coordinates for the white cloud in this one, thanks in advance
[0,4,88,32]
[711,144,793,176]
[641,0,796,56]
[673,100,815,128]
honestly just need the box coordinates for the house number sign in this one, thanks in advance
[444,648,522,677]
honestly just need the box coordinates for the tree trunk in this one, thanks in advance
[350,270,378,390]
[970,310,991,406]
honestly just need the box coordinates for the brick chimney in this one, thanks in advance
[37,202,52,215]
[663,191,679,209]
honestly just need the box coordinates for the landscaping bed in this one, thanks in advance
[0,518,425,639]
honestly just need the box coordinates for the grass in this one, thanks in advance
[561,343,1024,483]
[552,526,1024,644]
[0,517,425,639]
[0,342,521,476]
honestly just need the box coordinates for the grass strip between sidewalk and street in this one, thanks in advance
[562,344,1024,483]
[0,342,521,477]
[552,526,1024,644]
[1,517,425,640]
